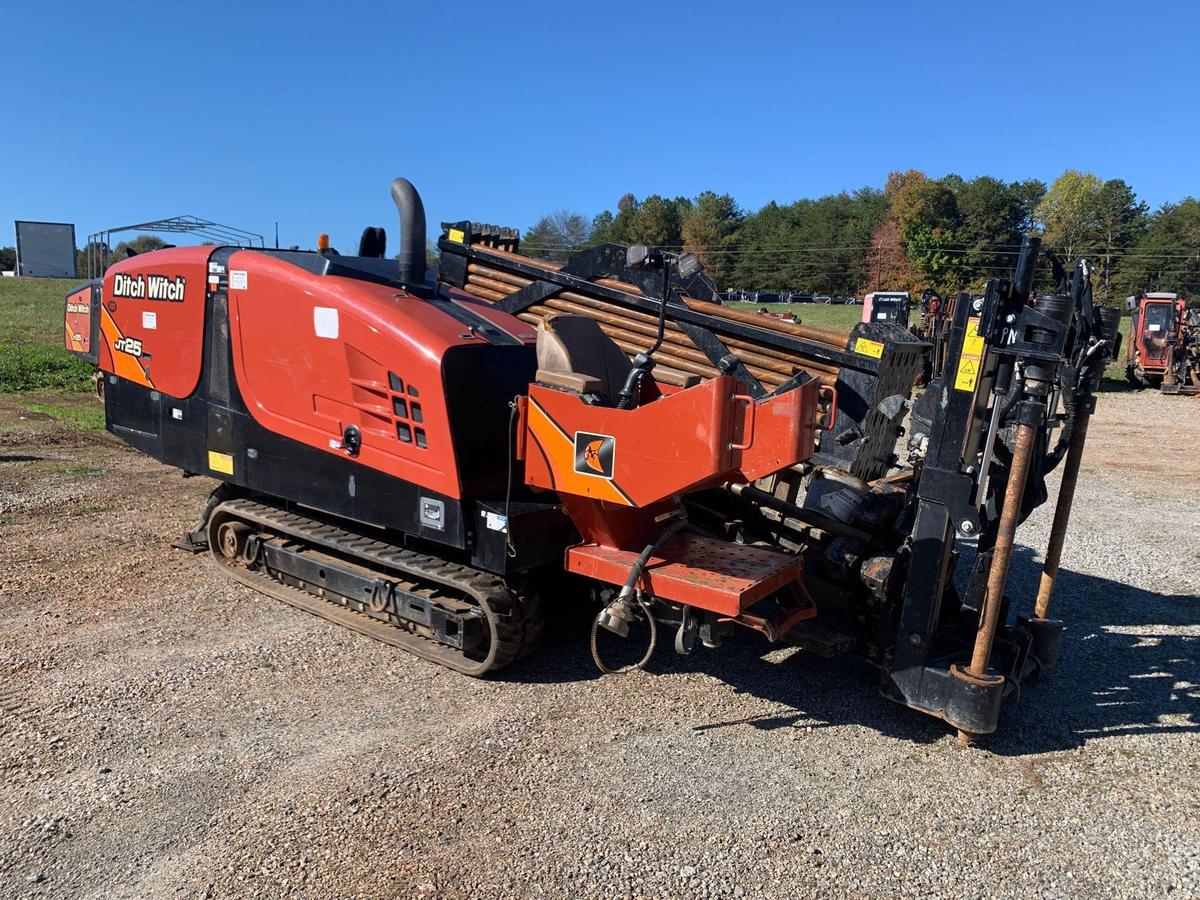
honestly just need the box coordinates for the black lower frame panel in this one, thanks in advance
[885,645,1018,736]
[102,374,567,577]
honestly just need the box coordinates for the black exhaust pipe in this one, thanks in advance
[390,177,427,286]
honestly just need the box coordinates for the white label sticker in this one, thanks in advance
[483,511,508,533]
[313,307,339,339]
[230,270,248,290]
[171,408,183,420]
[142,310,157,330]
[1148,323,1161,332]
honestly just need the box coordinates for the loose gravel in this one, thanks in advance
[1,389,1197,899]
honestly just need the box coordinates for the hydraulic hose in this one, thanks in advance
[616,516,688,601]
[590,515,687,674]
[591,594,658,674]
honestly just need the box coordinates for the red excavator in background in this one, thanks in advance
[64,178,1120,742]
[1125,292,1187,389]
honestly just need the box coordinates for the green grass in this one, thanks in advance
[0,276,94,392]
[24,400,106,431]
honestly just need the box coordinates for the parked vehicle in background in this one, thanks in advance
[1125,292,1186,388]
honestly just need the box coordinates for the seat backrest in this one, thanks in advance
[536,314,633,401]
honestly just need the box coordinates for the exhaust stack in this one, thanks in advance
[390,177,427,286]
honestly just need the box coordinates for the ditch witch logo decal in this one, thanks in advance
[111,273,187,302]
[573,432,616,479]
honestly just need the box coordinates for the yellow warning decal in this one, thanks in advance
[954,318,985,393]
[854,337,884,359]
[448,227,466,244]
[208,451,234,475]
[954,358,980,392]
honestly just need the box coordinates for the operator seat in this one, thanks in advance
[535,314,633,404]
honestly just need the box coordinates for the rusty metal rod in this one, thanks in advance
[592,276,847,348]
[537,295,827,380]
[558,291,842,375]
[462,282,507,303]
[1033,409,1093,619]
[467,278,836,385]
[522,304,798,387]
[968,420,1039,676]
[467,262,532,288]
[515,309,792,387]
[468,263,842,372]
[465,271,523,295]
[562,291,839,374]
[464,247,850,347]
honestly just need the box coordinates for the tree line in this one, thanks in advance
[519,170,1200,303]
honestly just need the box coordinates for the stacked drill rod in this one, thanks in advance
[454,245,848,389]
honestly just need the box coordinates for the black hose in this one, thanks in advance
[618,516,688,600]
[645,264,671,357]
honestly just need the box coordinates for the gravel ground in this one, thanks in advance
[1,389,1197,899]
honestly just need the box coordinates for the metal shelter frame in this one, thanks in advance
[86,216,265,278]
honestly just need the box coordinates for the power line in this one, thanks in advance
[519,241,1200,262]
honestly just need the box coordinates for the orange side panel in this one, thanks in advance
[101,248,210,398]
[524,378,735,508]
[525,399,633,506]
[525,376,820,510]
[64,285,92,354]
[225,251,485,500]
[735,379,821,482]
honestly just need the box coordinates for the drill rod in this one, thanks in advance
[1033,408,1092,619]
[968,420,1038,677]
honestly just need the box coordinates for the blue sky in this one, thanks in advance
[3,0,1196,251]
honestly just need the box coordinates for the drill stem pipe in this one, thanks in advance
[472,281,836,387]
[521,305,804,387]
[467,263,843,373]
[538,296,831,380]
[1034,410,1093,619]
[968,420,1038,676]
[461,246,850,348]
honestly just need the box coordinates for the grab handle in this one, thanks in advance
[729,394,756,451]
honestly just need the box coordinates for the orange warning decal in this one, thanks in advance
[100,305,154,388]
[526,399,631,506]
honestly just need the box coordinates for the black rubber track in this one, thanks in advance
[207,498,541,676]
